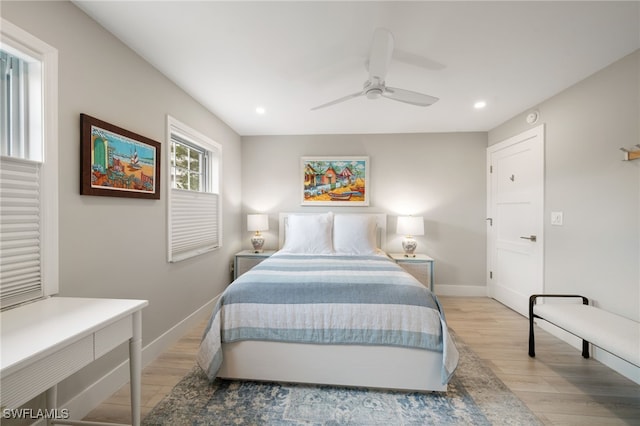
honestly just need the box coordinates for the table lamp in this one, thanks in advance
[397,216,424,257]
[247,214,268,253]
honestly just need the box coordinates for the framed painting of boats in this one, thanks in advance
[301,156,369,206]
[80,114,161,199]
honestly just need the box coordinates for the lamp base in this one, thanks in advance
[251,233,265,253]
[402,236,417,257]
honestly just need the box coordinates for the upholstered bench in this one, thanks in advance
[528,294,640,367]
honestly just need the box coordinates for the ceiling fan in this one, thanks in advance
[311,28,439,111]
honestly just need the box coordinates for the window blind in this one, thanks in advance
[169,187,219,262]
[0,156,43,309]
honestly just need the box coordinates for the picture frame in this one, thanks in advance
[301,156,369,206]
[80,114,161,199]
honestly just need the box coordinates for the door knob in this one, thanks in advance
[520,235,537,242]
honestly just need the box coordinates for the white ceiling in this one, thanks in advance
[74,1,640,136]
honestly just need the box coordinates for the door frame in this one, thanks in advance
[486,124,545,313]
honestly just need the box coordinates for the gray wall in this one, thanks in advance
[241,133,488,290]
[2,0,243,407]
[489,50,640,321]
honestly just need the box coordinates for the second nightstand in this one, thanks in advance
[234,250,276,280]
[389,253,435,292]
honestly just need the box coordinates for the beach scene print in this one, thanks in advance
[303,158,367,203]
[90,125,156,193]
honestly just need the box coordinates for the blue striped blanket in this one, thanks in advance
[197,253,459,384]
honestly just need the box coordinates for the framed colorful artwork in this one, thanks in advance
[80,114,161,199]
[301,156,369,206]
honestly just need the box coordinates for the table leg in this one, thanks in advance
[129,311,142,426]
[46,385,58,426]
[430,261,434,292]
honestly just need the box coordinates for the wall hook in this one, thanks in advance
[621,146,640,161]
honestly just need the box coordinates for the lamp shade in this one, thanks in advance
[396,216,424,236]
[247,214,269,232]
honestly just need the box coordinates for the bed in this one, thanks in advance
[196,212,458,392]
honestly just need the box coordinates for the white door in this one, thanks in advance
[487,125,544,317]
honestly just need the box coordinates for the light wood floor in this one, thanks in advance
[84,297,640,425]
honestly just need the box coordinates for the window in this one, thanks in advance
[0,19,58,310]
[167,116,221,262]
[1,50,42,160]
[171,139,205,192]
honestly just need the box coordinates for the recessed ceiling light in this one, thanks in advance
[255,106,266,115]
[474,101,487,109]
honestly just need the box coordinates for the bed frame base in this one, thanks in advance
[218,341,447,392]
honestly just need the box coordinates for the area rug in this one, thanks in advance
[142,333,541,425]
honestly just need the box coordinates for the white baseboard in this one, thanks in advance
[434,284,487,297]
[537,321,640,385]
[62,295,219,420]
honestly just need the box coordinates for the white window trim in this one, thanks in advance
[1,19,59,306]
[166,115,222,262]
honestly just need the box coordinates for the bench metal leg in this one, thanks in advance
[529,294,591,360]
[528,295,536,357]
[582,339,590,359]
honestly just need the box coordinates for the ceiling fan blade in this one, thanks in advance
[382,86,439,107]
[393,49,446,71]
[368,28,394,81]
[310,90,365,111]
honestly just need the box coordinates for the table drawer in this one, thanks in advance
[95,316,133,359]
[236,256,263,278]
[1,335,94,409]
[400,262,430,287]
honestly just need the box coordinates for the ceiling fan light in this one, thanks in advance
[366,88,383,100]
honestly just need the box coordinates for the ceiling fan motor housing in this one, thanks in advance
[364,78,384,99]
[366,88,383,99]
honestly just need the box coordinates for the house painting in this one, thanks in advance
[302,158,369,205]
[321,165,337,185]
[303,163,318,189]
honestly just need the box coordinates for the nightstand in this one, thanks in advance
[389,253,434,292]
[234,250,276,279]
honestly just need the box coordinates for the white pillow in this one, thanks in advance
[281,213,334,254]
[333,214,377,255]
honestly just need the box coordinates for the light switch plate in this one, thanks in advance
[551,211,563,226]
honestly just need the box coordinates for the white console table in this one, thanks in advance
[0,297,148,425]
